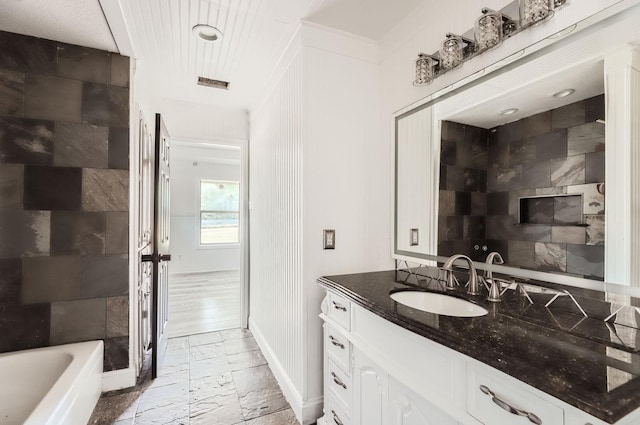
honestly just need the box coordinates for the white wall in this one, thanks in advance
[170,144,242,274]
[249,23,393,424]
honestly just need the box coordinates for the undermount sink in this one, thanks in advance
[390,291,488,317]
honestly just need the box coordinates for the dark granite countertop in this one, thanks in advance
[318,269,640,424]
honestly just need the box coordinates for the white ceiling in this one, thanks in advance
[0,0,423,111]
[443,60,605,129]
[305,0,423,40]
[0,0,118,51]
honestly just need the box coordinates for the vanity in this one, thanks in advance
[317,269,640,425]
[318,1,640,424]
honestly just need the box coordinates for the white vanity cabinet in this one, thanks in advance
[319,288,624,425]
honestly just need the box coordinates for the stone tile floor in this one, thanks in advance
[89,328,301,425]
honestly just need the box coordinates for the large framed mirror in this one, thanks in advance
[394,1,640,290]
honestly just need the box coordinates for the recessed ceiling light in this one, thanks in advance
[499,108,519,116]
[192,24,223,42]
[553,88,575,98]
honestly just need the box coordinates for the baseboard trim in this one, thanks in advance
[249,318,324,425]
[102,367,136,392]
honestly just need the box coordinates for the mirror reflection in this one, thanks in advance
[437,90,606,281]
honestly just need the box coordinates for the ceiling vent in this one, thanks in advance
[197,77,230,90]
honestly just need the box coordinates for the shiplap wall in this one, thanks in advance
[249,49,306,397]
[249,23,393,424]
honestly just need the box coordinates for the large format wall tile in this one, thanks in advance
[568,183,605,215]
[586,215,605,245]
[523,111,551,138]
[107,296,129,338]
[110,55,130,87]
[82,83,129,127]
[0,69,24,116]
[552,101,585,129]
[0,32,57,74]
[50,211,106,255]
[108,127,129,170]
[22,255,81,303]
[53,122,108,168]
[0,258,21,305]
[508,240,535,268]
[24,165,82,210]
[24,74,82,122]
[0,210,50,258]
[0,303,50,352]
[567,244,604,278]
[82,168,129,211]
[533,129,567,161]
[0,163,23,209]
[104,336,129,371]
[0,117,54,165]
[534,242,567,272]
[554,195,582,224]
[568,122,605,156]
[550,155,585,186]
[81,254,128,298]
[50,298,106,344]
[106,212,129,254]
[585,151,605,184]
[56,44,111,84]
[551,226,586,245]
[0,30,130,370]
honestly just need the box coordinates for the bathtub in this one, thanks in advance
[0,341,103,425]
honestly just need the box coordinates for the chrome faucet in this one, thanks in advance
[442,254,480,295]
[484,251,504,281]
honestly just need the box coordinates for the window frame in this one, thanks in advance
[198,179,241,248]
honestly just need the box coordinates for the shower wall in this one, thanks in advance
[0,31,130,371]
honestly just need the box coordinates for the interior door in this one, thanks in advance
[150,113,171,378]
[137,113,153,373]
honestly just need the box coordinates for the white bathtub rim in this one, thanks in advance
[0,341,104,425]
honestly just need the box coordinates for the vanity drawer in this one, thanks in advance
[327,292,351,330]
[326,393,351,425]
[327,358,352,413]
[467,366,564,425]
[326,323,351,374]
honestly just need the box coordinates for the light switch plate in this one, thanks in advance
[410,228,419,246]
[323,229,335,249]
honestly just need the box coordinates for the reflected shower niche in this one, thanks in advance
[437,94,606,280]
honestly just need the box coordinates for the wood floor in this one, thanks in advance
[168,270,241,338]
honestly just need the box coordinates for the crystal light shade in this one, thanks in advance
[520,0,554,26]
[439,34,464,71]
[413,54,436,86]
[475,10,503,50]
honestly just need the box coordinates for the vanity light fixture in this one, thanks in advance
[553,88,575,98]
[499,108,519,115]
[192,24,223,42]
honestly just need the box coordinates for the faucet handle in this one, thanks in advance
[487,277,510,302]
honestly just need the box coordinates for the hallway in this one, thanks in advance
[168,270,242,338]
[89,329,299,424]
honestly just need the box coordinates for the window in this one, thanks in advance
[200,180,240,245]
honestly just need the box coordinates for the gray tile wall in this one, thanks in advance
[0,30,130,371]
[438,95,605,280]
[437,121,490,261]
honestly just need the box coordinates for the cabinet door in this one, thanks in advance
[353,348,388,425]
[389,377,459,425]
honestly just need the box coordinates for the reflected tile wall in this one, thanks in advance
[0,30,130,371]
[439,95,606,280]
[484,95,605,280]
[438,121,489,260]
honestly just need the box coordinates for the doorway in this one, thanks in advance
[167,140,249,338]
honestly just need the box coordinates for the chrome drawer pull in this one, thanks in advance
[331,371,347,389]
[331,409,344,425]
[329,335,345,349]
[480,385,542,425]
[332,301,347,311]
